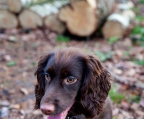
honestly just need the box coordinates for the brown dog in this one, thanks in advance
[34,47,112,119]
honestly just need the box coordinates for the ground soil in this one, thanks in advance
[0,28,144,119]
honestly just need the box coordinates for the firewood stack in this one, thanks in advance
[0,0,135,38]
[0,0,43,29]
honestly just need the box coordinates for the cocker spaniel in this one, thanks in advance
[34,47,112,119]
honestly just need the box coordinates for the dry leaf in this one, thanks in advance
[121,101,130,110]
[113,108,120,116]
[131,103,139,110]
[20,88,28,95]
[10,104,20,110]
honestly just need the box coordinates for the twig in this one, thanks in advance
[106,67,144,89]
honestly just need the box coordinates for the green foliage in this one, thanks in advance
[6,61,16,67]
[132,95,141,103]
[123,51,129,56]
[109,37,119,44]
[32,62,37,67]
[128,95,141,103]
[113,117,118,119]
[109,85,125,103]
[133,59,144,66]
[140,0,144,4]
[136,15,144,21]
[131,25,144,46]
[132,7,140,13]
[131,38,144,46]
[56,35,70,42]
[131,15,144,47]
[95,51,112,62]
[132,26,144,35]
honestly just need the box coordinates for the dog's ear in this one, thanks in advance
[34,53,54,109]
[80,54,111,118]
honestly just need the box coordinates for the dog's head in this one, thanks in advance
[34,47,111,119]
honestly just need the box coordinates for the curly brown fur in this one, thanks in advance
[34,53,54,109]
[34,47,112,119]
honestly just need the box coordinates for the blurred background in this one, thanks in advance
[0,0,144,119]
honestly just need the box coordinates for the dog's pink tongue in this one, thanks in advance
[47,111,68,119]
[47,103,73,119]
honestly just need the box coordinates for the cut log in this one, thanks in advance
[102,10,135,39]
[18,9,43,29]
[59,0,97,36]
[7,0,22,13]
[44,14,66,34]
[102,1,135,39]
[102,20,124,39]
[59,0,115,36]
[0,10,18,29]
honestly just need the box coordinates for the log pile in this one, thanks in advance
[0,0,135,38]
[0,0,43,29]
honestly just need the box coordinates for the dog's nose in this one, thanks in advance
[40,104,55,115]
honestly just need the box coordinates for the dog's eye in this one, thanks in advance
[65,76,77,84]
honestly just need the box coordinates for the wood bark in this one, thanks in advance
[96,0,115,21]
